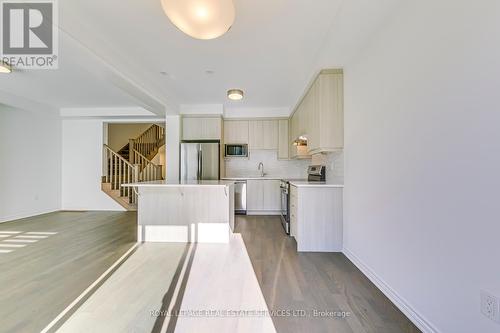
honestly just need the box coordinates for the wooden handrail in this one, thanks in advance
[132,148,163,181]
[130,124,165,160]
[102,144,162,205]
[104,145,133,167]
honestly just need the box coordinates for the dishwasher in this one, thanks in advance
[234,181,247,215]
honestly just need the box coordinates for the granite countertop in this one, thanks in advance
[122,180,235,188]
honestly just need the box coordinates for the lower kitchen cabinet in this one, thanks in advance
[247,179,281,214]
[290,185,343,252]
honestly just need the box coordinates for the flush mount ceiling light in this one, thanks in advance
[0,61,12,73]
[161,0,235,40]
[227,89,244,101]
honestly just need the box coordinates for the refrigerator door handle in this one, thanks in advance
[199,149,203,180]
[197,145,202,181]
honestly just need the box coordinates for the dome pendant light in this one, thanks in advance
[161,0,235,40]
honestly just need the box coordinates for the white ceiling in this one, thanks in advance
[0,0,397,116]
[0,50,139,109]
[62,0,344,110]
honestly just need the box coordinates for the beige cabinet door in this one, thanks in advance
[307,78,321,152]
[202,118,222,140]
[278,119,289,160]
[246,179,264,210]
[249,120,264,149]
[263,180,281,211]
[182,117,202,140]
[318,72,344,151]
[288,69,344,155]
[299,93,311,137]
[262,120,278,150]
[183,117,221,140]
[289,113,297,158]
[224,120,249,144]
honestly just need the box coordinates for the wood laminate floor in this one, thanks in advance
[235,215,421,333]
[0,211,137,333]
[58,234,275,333]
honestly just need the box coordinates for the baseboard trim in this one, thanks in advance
[343,248,440,333]
[60,207,127,212]
[0,208,60,224]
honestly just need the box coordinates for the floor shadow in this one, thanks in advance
[151,241,197,333]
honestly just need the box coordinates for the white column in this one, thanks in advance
[166,115,180,181]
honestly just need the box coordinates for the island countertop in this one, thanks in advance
[122,180,235,188]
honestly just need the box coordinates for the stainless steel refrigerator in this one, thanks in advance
[180,141,220,181]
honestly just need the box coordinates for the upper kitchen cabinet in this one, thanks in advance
[308,69,344,154]
[249,120,278,150]
[278,119,289,160]
[289,69,344,156]
[289,100,311,159]
[224,120,249,144]
[182,116,222,141]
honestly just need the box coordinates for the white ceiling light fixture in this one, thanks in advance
[0,61,12,73]
[227,89,244,101]
[161,0,235,40]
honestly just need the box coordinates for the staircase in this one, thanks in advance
[101,124,165,211]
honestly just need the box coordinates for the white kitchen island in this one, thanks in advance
[123,180,235,243]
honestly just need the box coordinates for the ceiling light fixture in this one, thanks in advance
[161,0,235,40]
[227,89,244,101]
[0,61,12,73]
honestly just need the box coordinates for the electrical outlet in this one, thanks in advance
[481,290,500,323]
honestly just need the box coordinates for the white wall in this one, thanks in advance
[180,104,223,115]
[166,115,180,181]
[61,119,124,210]
[61,117,164,210]
[331,1,500,332]
[0,106,61,222]
[107,123,152,151]
[151,144,166,179]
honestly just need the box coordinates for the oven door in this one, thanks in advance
[280,184,290,234]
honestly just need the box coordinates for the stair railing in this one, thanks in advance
[103,145,162,205]
[129,124,165,162]
[131,149,163,181]
[103,145,138,204]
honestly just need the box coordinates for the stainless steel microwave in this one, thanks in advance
[225,144,248,157]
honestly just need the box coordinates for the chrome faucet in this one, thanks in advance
[258,162,265,177]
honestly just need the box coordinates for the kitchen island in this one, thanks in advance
[122,180,235,243]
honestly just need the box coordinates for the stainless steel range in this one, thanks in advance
[280,165,326,235]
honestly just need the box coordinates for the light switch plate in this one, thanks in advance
[481,290,500,323]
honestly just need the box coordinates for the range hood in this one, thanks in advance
[293,135,308,146]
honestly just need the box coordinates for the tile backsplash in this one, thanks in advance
[225,149,344,182]
[225,150,311,179]
[311,151,344,182]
